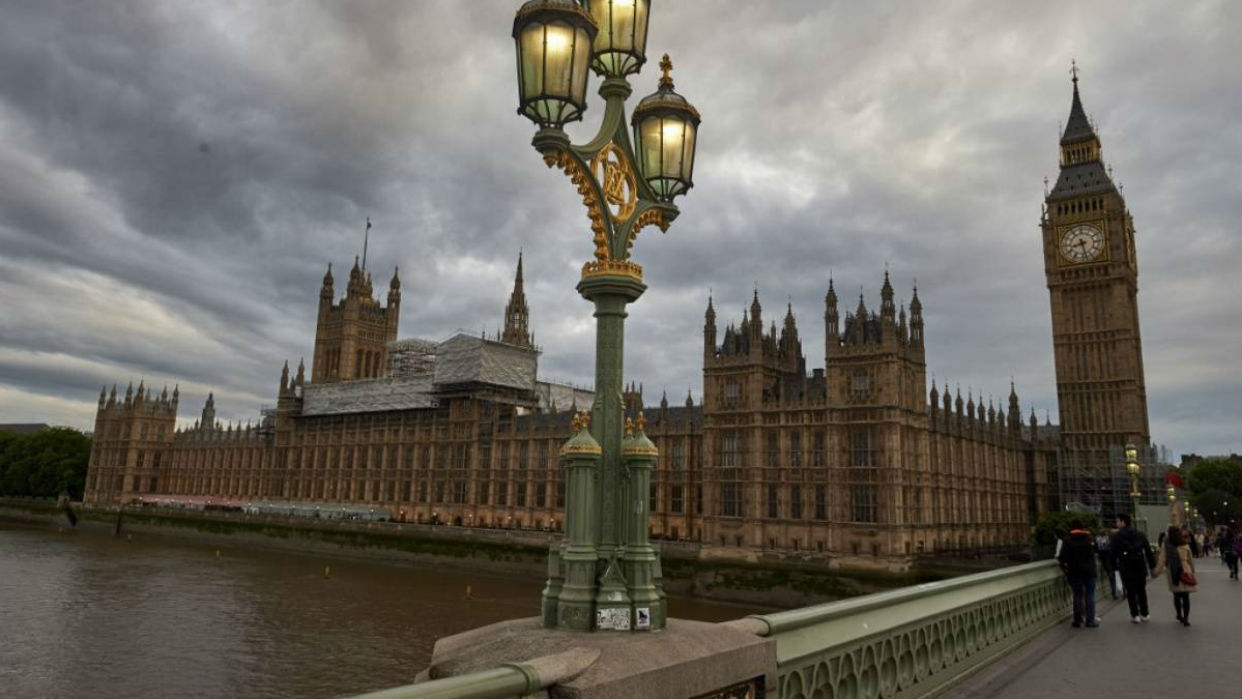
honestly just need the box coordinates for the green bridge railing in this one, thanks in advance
[350,560,1070,699]
[723,559,1070,699]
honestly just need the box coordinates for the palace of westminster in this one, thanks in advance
[84,77,1162,568]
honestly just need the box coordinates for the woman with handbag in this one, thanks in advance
[1151,526,1197,626]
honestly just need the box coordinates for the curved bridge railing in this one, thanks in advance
[722,560,1071,699]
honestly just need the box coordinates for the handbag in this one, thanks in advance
[1179,570,1197,586]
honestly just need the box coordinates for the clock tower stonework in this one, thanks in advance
[1042,70,1152,518]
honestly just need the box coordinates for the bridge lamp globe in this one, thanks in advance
[586,0,650,77]
[513,0,598,129]
[632,55,700,201]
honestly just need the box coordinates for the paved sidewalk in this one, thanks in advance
[951,559,1242,699]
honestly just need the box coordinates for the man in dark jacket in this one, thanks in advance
[1057,520,1099,627]
[1110,512,1156,622]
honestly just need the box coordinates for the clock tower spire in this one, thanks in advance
[1041,65,1151,521]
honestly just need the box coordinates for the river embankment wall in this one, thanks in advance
[1,499,954,608]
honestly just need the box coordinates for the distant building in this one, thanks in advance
[85,73,1161,569]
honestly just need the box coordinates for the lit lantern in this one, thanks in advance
[513,1,598,128]
[631,54,700,201]
[586,0,649,77]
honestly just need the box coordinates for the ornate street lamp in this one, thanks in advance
[1167,485,1179,527]
[513,0,700,634]
[1124,444,1145,533]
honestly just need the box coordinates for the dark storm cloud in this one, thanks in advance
[0,1,1238,458]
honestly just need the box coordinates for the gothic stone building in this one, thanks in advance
[87,77,1168,568]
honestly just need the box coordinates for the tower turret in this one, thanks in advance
[704,294,716,357]
[501,252,533,348]
[880,269,895,323]
[388,266,401,309]
[909,284,924,349]
[201,392,215,430]
[824,277,839,363]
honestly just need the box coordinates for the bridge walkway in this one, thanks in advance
[951,558,1242,699]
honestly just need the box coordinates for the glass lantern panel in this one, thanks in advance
[542,22,577,99]
[632,0,649,58]
[681,121,697,186]
[571,25,591,103]
[519,23,546,102]
[637,115,664,189]
[659,117,686,180]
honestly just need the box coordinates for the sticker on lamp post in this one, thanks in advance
[636,607,651,629]
[596,607,631,631]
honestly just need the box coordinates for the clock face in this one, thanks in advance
[1060,224,1104,264]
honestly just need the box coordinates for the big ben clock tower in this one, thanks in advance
[1042,67,1152,518]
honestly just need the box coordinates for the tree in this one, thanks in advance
[0,428,92,499]
[1186,458,1242,498]
[1192,489,1242,526]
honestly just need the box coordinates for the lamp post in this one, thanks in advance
[1167,485,1179,528]
[1124,444,1145,534]
[512,0,700,633]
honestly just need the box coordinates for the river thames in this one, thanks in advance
[0,524,768,699]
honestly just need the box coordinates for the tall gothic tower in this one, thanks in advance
[1041,68,1151,516]
[311,257,401,383]
[501,252,533,348]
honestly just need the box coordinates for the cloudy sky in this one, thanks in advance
[0,1,1238,459]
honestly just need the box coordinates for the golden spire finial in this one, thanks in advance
[624,417,635,437]
[577,409,591,430]
[635,412,646,433]
[1070,59,1079,84]
[659,53,673,89]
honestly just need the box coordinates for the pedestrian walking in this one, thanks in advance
[1111,513,1155,622]
[1097,530,1122,600]
[1225,522,1241,580]
[1058,520,1099,628]
[1152,526,1197,626]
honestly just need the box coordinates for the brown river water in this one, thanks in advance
[0,524,768,698]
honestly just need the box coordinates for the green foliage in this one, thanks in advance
[1031,510,1102,557]
[1191,489,1242,526]
[0,428,92,499]
[1186,458,1242,498]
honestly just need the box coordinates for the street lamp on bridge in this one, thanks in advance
[512,0,700,633]
[1124,444,1146,534]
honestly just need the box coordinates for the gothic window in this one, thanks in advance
[477,480,489,505]
[434,481,446,504]
[813,431,826,468]
[671,439,684,470]
[518,443,529,470]
[721,431,741,468]
[767,483,779,518]
[515,483,527,508]
[141,424,149,438]
[404,447,415,470]
[724,379,741,407]
[499,443,510,470]
[791,485,803,519]
[851,427,875,468]
[670,486,684,514]
[851,485,877,523]
[790,431,802,468]
[649,483,657,512]
[536,483,547,508]
[136,452,145,469]
[452,481,467,504]
[721,482,742,517]
[814,485,827,520]
[851,370,870,402]
[696,486,703,515]
[455,445,469,469]
[765,432,778,468]
[538,442,549,469]
[497,481,508,506]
